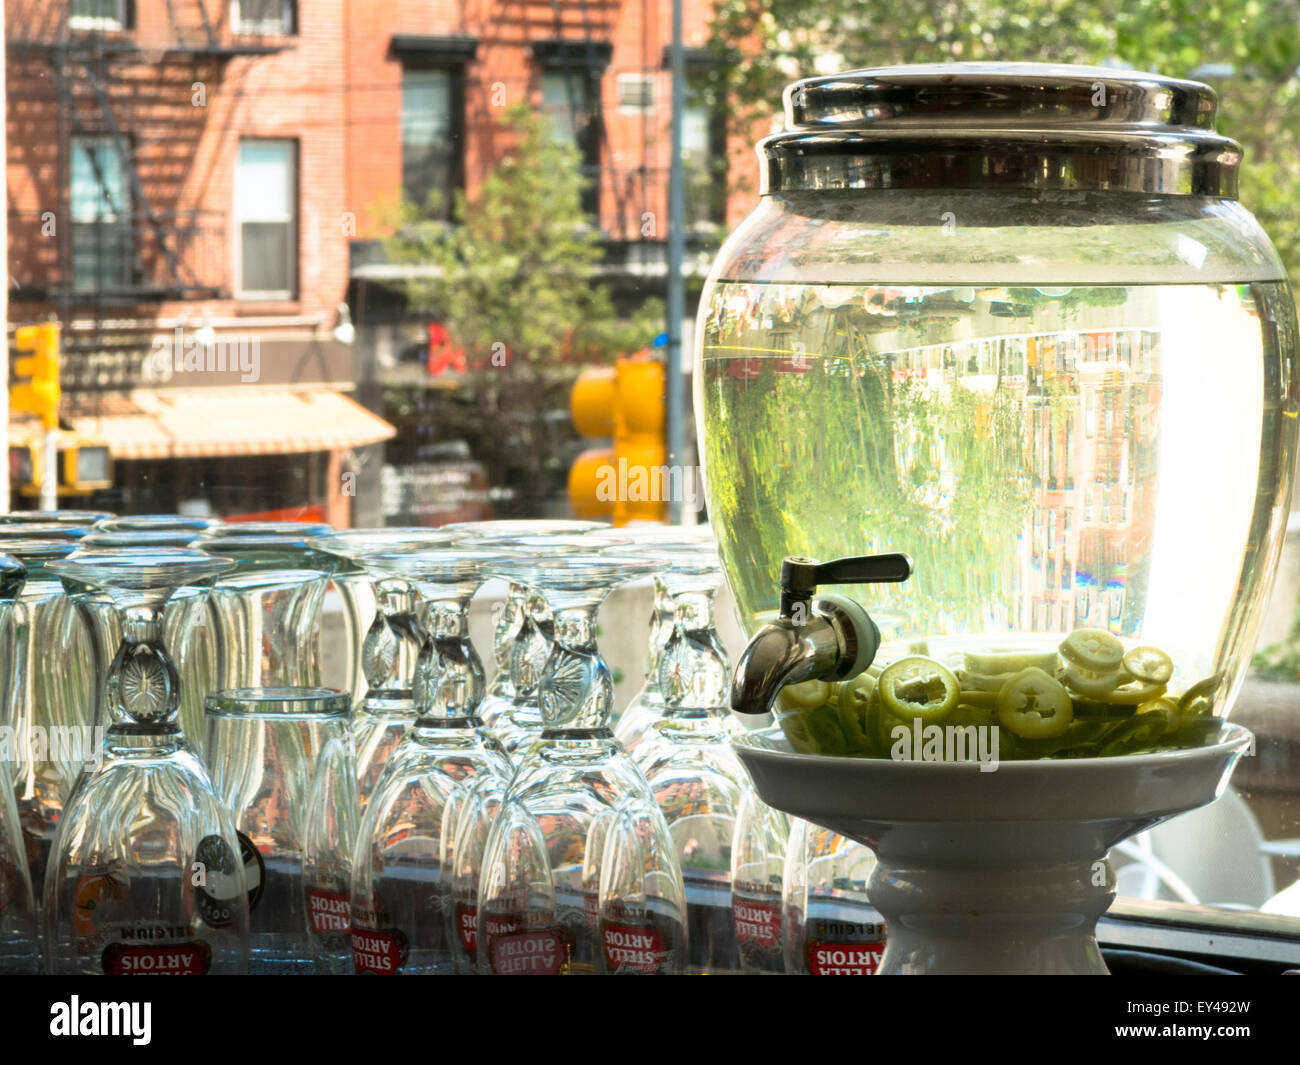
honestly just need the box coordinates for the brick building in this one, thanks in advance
[4,1,753,523]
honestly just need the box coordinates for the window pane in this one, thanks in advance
[401,68,455,210]
[541,71,589,147]
[235,142,292,221]
[69,0,122,26]
[237,0,289,34]
[71,139,127,222]
[240,222,290,292]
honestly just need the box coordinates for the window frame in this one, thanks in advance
[68,0,130,32]
[233,137,298,302]
[230,0,296,37]
[69,133,135,293]
[399,62,467,217]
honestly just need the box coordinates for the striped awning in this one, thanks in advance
[38,388,396,460]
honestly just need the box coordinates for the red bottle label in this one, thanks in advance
[351,928,408,974]
[487,925,567,975]
[732,896,782,950]
[101,941,212,975]
[601,922,669,974]
[804,939,885,975]
[455,902,478,956]
[306,890,350,935]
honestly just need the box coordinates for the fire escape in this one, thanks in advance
[6,0,289,400]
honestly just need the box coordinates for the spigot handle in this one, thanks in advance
[779,552,912,617]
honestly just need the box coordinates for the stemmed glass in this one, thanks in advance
[0,533,97,902]
[348,549,513,975]
[197,523,337,727]
[0,510,114,527]
[474,553,688,975]
[782,819,885,976]
[43,549,249,975]
[0,553,40,973]
[730,790,789,973]
[75,526,214,745]
[445,520,607,729]
[309,528,460,804]
[605,524,720,747]
[468,533,631,761]
[627,549,750,973]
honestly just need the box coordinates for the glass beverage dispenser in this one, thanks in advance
[702,63,1295,975]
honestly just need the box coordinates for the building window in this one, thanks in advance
[235,140,296,299]
[534,41,611,222]
[540,69,601,217]
[70,136,133,292]
[69,0,128,31]
[232,0,295,36]
[401,67,463,216]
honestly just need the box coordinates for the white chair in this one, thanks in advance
[1112,786,1274,908]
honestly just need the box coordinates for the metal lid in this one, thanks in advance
[761,62,1239,196]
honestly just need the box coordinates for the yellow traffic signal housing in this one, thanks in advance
[11,323,62,431]
[58,437,114,494]
[9,430,113,498]
[568,358,667,525]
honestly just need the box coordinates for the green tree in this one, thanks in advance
[380,104,663,512]
[705,0,1300,285]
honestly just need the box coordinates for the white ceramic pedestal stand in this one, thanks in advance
[733,724,1253,975]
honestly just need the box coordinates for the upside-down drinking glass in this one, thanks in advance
[43,549,249,976]
[474,553,687,975]
[204,687,355,974]
[445,521,607,729]
[348,549,513,975]
[0,554,40,973]
[309,529,460,805]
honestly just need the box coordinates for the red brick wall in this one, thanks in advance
[6,0,764,337]
[6,0,349,334]
[344,0,756,240]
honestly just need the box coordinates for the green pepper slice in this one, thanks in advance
[1061,663,1124,699]
[780,679,831,711]
[1122,646,1174,685]
[963,647,1059,676]
[1097,710,1167,756]
[1177,673,1223,717]
[877,657,960,724]
[1060,628,1125,672]
[779,704,850,756]
[995,667,1074,739]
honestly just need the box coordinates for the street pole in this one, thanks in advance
[665,0,686,525]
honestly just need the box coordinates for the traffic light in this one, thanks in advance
[11,323,62,430]
[568,356,667,525]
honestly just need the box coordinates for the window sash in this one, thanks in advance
[232,0,293,36]
[235,140,295,297]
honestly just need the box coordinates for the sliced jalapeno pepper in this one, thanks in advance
[877,657,960,724]
[963,646,1059,676]
[831,675,875,754]
[1060,628,1125,672]
[780,679,831,712]
[1122,646,1174,685]
[1097,710,1166,756]
[1105,677,1168,705]
[1061,663,1124,699]
[779,704,850,756]
[1015,718,1107,759]
[1177,673,1223,717]
[995,667,1073,739]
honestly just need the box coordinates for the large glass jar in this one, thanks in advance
[696,64,1299,758]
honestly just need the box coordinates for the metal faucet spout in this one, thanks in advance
[730,615,844,717]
